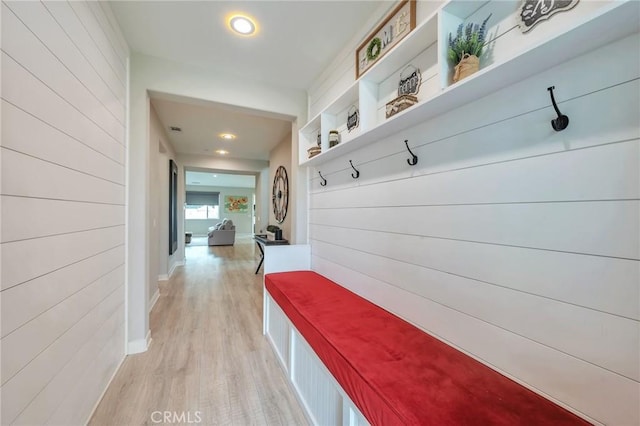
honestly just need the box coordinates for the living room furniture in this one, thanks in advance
[254,234,288,274]
[208,219,235,246]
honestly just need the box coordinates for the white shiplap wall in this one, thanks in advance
[1,1,128,424]
[307,28,639,426]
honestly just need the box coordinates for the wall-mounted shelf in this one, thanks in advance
[299,0,638,167]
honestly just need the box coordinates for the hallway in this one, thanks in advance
[89,236,307,425]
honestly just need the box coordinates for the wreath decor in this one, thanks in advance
[366,37,382,61]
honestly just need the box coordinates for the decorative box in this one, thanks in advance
[385,94,418,118]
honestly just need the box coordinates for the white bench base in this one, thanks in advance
[265,293,369,426]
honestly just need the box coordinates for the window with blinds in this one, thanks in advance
[185,191,220,219]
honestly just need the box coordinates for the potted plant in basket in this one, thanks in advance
[448,14,492,83]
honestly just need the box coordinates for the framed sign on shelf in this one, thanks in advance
[356,0,416,79]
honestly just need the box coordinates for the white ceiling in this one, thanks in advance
[151,94,291,160]
[109,1,385,90]
[111,1,388,163]
[186,171,255,188]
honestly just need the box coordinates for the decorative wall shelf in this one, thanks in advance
[299,0,639,167]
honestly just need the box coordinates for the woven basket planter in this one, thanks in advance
[453,53,480,83]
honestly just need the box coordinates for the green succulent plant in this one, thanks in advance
[448,14,492,64]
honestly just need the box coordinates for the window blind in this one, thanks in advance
[185,191,219,205]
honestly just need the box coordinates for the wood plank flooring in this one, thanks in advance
[89,235,308,426]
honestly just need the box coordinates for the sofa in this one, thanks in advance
[208,219,235,246]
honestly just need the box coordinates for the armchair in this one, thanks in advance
[208,219,236,246]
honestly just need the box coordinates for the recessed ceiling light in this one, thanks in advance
[219,133,236,140]
[216,150,229,155]
[213,175,218,177]
[229,15,256,36]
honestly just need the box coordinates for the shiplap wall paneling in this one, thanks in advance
[1,0,128,424]
[308,32,639,189]
[311,257,638,426]
[307,30,639,426]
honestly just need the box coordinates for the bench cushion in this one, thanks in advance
[265,271,587,426]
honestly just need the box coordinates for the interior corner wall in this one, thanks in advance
[290,121,308,244]
[256,168,270,234]
[269,134,293,240]
[149,104,181,294]
[1,1,129,424]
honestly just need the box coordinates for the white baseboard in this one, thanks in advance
[149,289,160,314]
[168,260,184,278]
[159,259,184,282]
[127,329,151,354]
[84,354,126,425]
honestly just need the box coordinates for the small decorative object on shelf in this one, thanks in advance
[307,146,321,159]
[386,64,421,119]
[316,130,321,147]
[355,0,416,78]
[448,14,492,83]
[347,105,360,132]
[328,130,340,148]
[518,0,579,33]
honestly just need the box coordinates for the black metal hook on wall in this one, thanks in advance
[547,86,569,131]
[404,139,418,166]
[318,171,327,186]
[349,160,360,179]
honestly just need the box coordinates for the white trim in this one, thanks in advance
[149,289,160,313]
[84,354,126,425]
[158,274,169,281]
[127,329,151,354]
[168,260,184,278]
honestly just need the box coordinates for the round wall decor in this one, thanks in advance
[272,165,289,224]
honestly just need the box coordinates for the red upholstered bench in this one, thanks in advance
[265,271,588,426]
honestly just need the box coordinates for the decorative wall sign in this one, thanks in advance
[518,0,579,33]
[272,166,289,223]
[356,0,416,79]
[397,64,421,96]
[386,64,421,119]
[224,195,249,213]
[347,105,359,132]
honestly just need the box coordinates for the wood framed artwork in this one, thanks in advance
[356,0,416,79]
[168,159,178,255]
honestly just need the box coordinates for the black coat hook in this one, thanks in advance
[318,171,327,186]
[349,160,360,179]
[404,139,418,166]
[547,86,569,131]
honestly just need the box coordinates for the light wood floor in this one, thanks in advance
[89,236,308,426]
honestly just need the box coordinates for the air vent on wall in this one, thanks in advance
[169,126,182,132]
